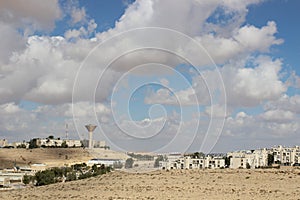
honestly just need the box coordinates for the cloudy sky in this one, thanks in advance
[0,0,299,153]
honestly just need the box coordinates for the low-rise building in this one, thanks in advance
[35,138,63,147]
[65,140,82,147]
[87,158,125,167]
[160,154,225,170]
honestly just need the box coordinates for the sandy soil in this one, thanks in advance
[0,148,128,168]
[1,168,300,200]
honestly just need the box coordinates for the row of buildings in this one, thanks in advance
[159,154,225,170]
[0,138,108,149]
[160,145,300,170]
[228,145,300,169]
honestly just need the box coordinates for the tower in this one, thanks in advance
[85,124,97,149]
[65,123,68,140]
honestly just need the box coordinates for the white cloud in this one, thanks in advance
[260,109,295,123]
[264,94,300,114]
[0,0,61,32]
[0,0,299,152]
[204,104,229,118]
[234,21,283,52]
[71,7,86,24]
[144,87,200,106]
[223,56,286,107]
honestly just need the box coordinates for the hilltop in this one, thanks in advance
[0,148,129,169]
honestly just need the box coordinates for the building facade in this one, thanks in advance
[160,155,225,170]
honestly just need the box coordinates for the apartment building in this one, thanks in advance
[228,148,270,169]
[160,155,225,170]
[272,145,300,166]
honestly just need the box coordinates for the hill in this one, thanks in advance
[0,148,129,169]
[1,168,300,199]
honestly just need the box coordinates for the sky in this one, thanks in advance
[0,0,299,153]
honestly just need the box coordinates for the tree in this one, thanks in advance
[92,164,98,172]
[246,163,251,169]
[225,156,231,168]
[66,172,77,181]
[125,158,134,169]
[29,139,38,149]
[23,174,34,185]
[48,135,54,139]
[268,154,274,166]
[61,141,68,148]
[35,169,56,186]
[154,155,164,168]
[192,152,205,158]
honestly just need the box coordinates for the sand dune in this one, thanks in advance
[1,168,300,199]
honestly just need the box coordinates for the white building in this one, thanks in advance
[38,138,63,147]
[87,158,125,167]
[227,146,300,168]
[205,155,225,169]
[272,145,300,166]
[160,155,225,170]
[32,138,82,148]
[228,149,270,169]
[65,140,82,147]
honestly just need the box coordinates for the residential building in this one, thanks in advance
[65,140,82,147]
[272,145,300,166]
[228,149,270,169]
[160,154,225,170]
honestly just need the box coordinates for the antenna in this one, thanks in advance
[65,123,68,140]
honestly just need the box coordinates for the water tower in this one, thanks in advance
[85,124,97,149]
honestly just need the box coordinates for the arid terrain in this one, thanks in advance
[1,168,300,200]
[0,148,129,169]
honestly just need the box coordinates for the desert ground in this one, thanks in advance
[0,148,129,169]
[1,168,300,200]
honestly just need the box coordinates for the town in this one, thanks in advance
[1,136,300,190]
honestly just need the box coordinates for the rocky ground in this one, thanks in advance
[1,168,300,200]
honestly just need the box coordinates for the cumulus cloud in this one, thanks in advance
[260,109,295,123]
[0,0,298,152]
[0,0,61,32]
[264,94,300,114]
[234,21,283,52]
[223,56,286,107]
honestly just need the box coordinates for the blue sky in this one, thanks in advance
[0,0,299,153]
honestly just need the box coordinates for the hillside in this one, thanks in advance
[0,148,129,169]
[1,168,300,199]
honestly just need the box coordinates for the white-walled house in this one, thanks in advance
[160,155,225,170]
[228,149,270,169]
